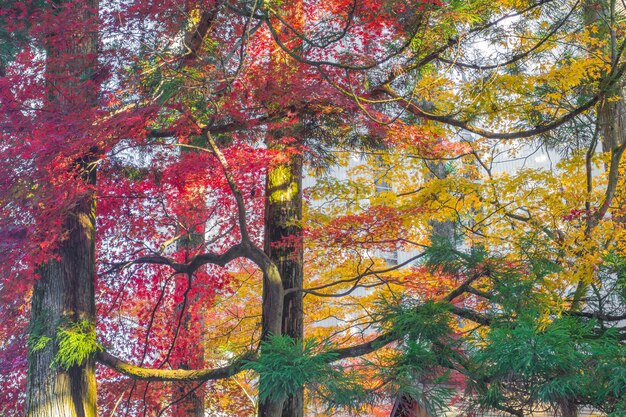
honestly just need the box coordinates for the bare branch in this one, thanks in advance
[284,252,426,296]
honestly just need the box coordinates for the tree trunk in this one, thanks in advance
[26,0,99,416]
[259,143,304,417]
[26,178,97,417]
[258,261,287,417]
[598,88,626,152]
[264,147,304,417]
[584,0,626,152]
[559,400,578,417]
[260,2,305,414]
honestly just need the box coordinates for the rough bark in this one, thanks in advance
[263,145,305,417]
[26,176,98,417]
[585,1,626,152]
[258,137,304,417]
[259,260,288,417]
[573,0,626,308]
[598,89,626,151]
[26,0,99,416]
[258,0,306,414]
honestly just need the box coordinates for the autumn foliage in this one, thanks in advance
[1,0,626,416]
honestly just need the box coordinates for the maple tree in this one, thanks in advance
[1,1,626,417]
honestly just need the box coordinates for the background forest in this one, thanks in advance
[1,0,625,417]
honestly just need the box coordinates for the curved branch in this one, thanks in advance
[347,0,556,88]
[104,243,247,275]
[98,293,494,382]
[437,0,580,71]
[442,270,487,302]
[205,131,252,244]
[589,143,626,228]
[565,310,626,322]
[284,252,426,296]
[267,0,357,49]
[326,332,397,360]
[449,305,492,326]
[264,11,424,71]
[96,350,252,382]
[96,332,395,382]
[376,85,600,139]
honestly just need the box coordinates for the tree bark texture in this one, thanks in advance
[26,0,99,416]
[259,0,305,414]
[26,185,97,417]
[260,144,304,417]
[584,0,626,153]
[598,89,626,150]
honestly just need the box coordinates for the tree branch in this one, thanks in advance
[181,4,222,63]
[589,143,626,229]
[103,243,247,275]
[376,85,601,140]
[96,350,251,382]
[205,131,252,244]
